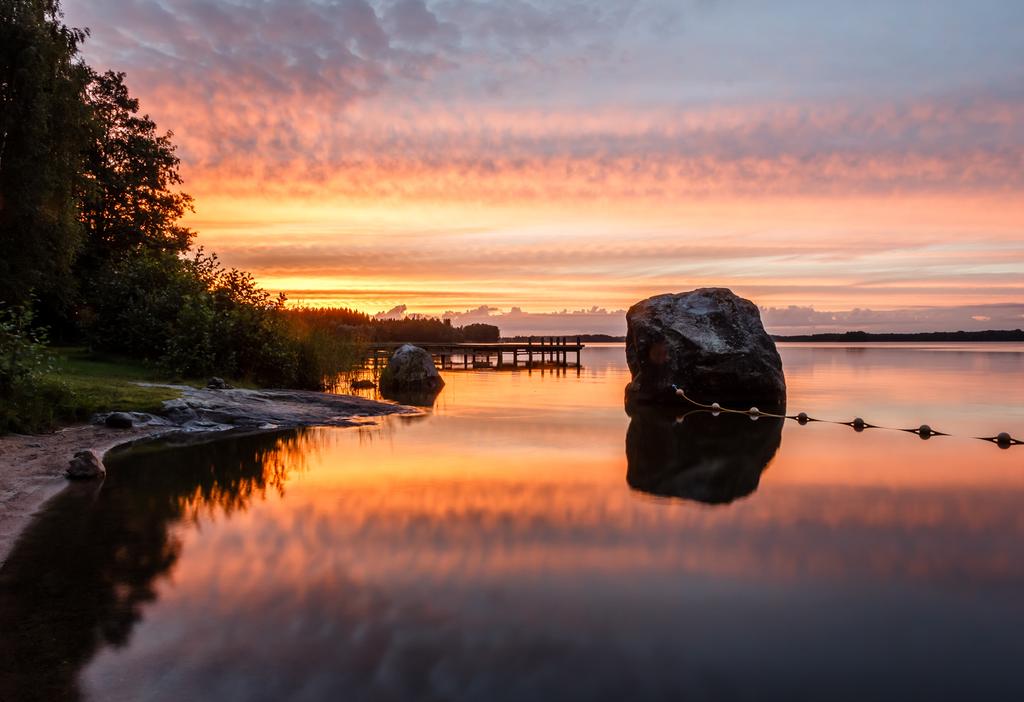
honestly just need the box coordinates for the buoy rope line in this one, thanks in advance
[670,386,1021,450]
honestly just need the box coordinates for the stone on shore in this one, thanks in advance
[625,287,786,411]
[379,345,444,405]
[66,450,106,480]
[104,412,134,429]
[207,377,232,390]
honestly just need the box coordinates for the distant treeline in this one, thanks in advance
[507,330,1024,344]
[286,307,499,343]
[773,330,1024,342]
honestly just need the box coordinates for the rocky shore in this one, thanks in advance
[0,385,416,567]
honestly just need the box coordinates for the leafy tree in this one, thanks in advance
[79,70,194,269]
[0,0,91,310]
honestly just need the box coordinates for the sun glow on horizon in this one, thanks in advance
[63,0,1024,333]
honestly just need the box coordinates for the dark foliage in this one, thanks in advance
[0,0,91,312]
[0,300,73,432]
[79,70,194,266]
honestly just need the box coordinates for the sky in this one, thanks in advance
[63,0,1024,335]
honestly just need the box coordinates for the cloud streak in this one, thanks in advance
[66,1,1024,199]
[61,0,1024,322]
[437,303,1024,336]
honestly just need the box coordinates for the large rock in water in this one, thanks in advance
[379,344,445,398]
[625,288,786,411]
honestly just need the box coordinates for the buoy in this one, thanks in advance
[996,432,1012,449]
[749,407,760,416]
[852,417,865,431]
[918,424,932,439]
[711,402,720,411]
[797,412,809,424]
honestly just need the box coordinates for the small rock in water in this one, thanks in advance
[66,450,106,480]
[105,412,134,429]
[351,379,376,389]
[380,345,445,393]
[996,432,1012,448]
[207,377,232,390]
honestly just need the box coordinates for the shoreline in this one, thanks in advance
[0,386,416,568]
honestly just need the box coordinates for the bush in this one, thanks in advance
[0,302,74,433]
[86,250,364,389]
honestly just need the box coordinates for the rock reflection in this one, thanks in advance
[0,429,308,702]
[380,386,444,407]
[625,408,783,504]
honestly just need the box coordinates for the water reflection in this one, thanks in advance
[625,409,783,504]
[0,430,306,702]
[380,385,444,407]
[2,344,1024,701]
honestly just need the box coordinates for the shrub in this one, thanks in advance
[0,302,74,433]
[86,250,364,389]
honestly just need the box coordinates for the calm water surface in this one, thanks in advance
[2,343,1023,701]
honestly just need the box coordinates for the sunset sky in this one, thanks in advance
[63,0,1024,334]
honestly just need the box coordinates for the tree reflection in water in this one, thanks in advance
[0,429,308,702]
[625,408,783,504]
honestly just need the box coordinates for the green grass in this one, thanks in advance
[44,348,187,421]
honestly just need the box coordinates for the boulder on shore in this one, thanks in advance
[207,377,232,390]
[66,450,106,480]
[379,345,444,401]
[625,287,786,411]
[104,412,134,429]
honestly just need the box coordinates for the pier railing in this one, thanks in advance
[365,336,584,370]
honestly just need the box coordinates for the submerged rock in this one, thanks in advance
[104,412,134,429]
[379,345,445,398]
[66,450,106,480]
[625,407,782,504]
[625,287,786,412]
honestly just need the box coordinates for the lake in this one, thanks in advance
[2,343,1023,701]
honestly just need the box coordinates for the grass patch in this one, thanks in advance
[41,348,188,425]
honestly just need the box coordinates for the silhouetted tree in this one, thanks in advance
[78,69,194,269]
[0,0,91,310]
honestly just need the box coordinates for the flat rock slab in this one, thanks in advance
[159,386,419,431]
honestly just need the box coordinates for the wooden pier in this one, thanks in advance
[366,336,584,370]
